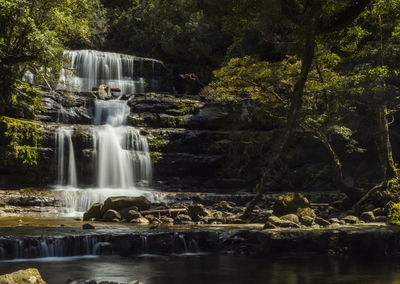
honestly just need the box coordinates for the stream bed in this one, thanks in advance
[0,254,399,284]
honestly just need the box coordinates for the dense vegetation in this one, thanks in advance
[3,0,400,211]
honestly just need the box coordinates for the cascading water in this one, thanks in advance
[57,99,154,214]
[56,127,78,187]
[55,49,159,215]
[57,50,164,94]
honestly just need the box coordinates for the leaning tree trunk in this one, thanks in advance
[374,102,397,180]
[242,24,317,218]
[314,131,364,202]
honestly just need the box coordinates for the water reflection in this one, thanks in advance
[0,254,399,284]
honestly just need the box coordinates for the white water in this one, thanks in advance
[56,99,153,214]
[56,127,77,187]
[57,50,163,94]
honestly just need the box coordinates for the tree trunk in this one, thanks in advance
[374,102,397,180]
[242,23,317,218]
[314,131,364,202]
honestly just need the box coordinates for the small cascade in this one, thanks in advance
[0,232,218,260]
[94,99,152,188]
[57,50,164,94]
[56,127,77,187]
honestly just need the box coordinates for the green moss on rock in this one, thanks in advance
[0,116,43,170]
[388,203,400,225]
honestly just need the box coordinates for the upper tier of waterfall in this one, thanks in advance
[57,50,165,95]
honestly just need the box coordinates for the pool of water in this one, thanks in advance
[0,254,400,284]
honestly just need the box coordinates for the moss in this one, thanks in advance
[388,202,400,225]
[297,207,316,218]
[148,133,169,151]
[150,152,162,163]
[0,116,43,170]
[3,80,44,119]
[167,115,181,127]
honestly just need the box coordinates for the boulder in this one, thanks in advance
[215,201,236,211]
[101,196,151,214]
[273,193,310,216]
[130,217,150,225]
[280,214,299,224]
[117,206,140,220]
[300,215,314,226]
[372,207,385,217]
[297,207,316,219]
[263,222,277,229]
[314,217,331,227]
[160,216,174,224]
[174,214,193,224]
[83,202,103,221]
[342,215,360,224]
[102,209,121,222]
[82,223,95,230]
[0,268,46,284]
[360,211,376,223]
[267,216,282,226]
[188,204,211,221]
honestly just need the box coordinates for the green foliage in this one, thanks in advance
[0,116,43,170]
[388,202,400,225]
[1,80,44,119]
[0,0,95,84]
[149,152,162,163]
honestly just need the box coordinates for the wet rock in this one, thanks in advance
[300,215,314,226]
[82,223,95,230]
[360,211,375,223]
[273,193,310,216]
[280,214,299,224]
[0,268,46,283]
[376,216,387,222]
[342,215,359,224]
[263,222,277,229]
[188,204,211,221]
[102,209,121,222]
[117,206,140,220]
[130,217,150,225]
[297,207,316,219]
[267,216,282,226]
[372,207,385,217]
[314,217,330,227]
[215,201,236,211]
[83,202,103,221]
[174,214,193,224]
[160,216,174,224]
[101,196,151,214]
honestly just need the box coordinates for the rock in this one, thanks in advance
[188,204,211,221]
[314,217,331,227]
[174,214,193,224]
[82,223,95,230]
[297,207,316,219]
[376,216,387,222]
[117,206,140,220]
[102,209,121,222]
[126,210,142,220]
[360,211,376,222]
[0,268,46,283]
[329,218,340,223]
[267,216,282,226]
[215,201,236,211]
[263,222,277,229]
[279,220,301,228]
[300,215,314,226]
[342,215,359,224]
[92,84,114,100]
[327,223,341,229]
[372,207,385,217]
[273,193,310,216]
[83,202,103,221]
[280,214,299,224]
[130,217,150,225]
[160,216,174,224]
[177,73,202,94]
[101,196,151,214]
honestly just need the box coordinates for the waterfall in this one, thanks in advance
[57,50,164,94]
[94,99,152,188]
[56,99,153,214]
[56,127,77,187]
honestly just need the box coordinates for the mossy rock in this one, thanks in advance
[83,202,103,221]
[272,192,310,217]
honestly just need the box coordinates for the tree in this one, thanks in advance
[243,0,372,217]
[0,0,95,88]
